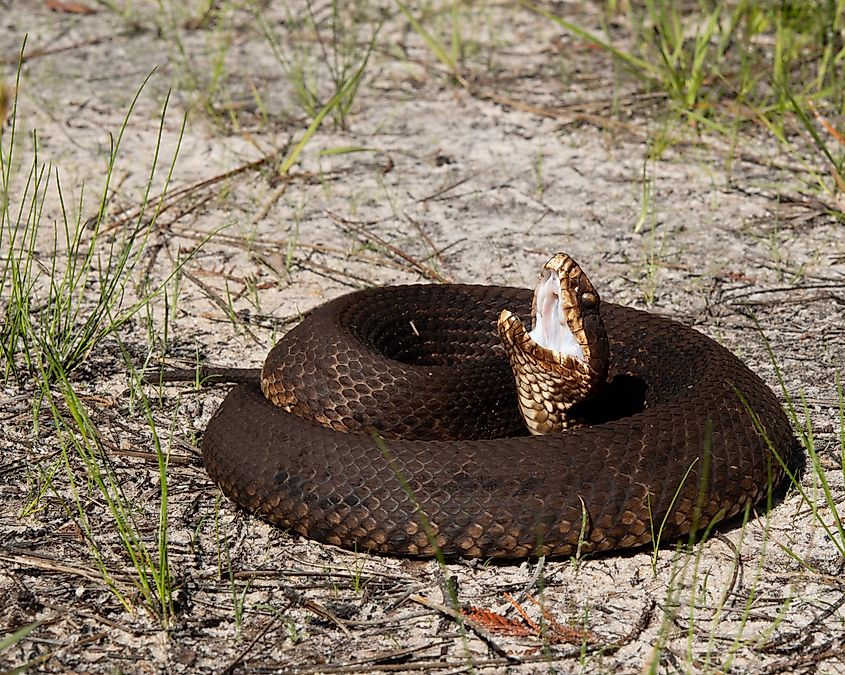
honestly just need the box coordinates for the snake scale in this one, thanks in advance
[202,272,793,558]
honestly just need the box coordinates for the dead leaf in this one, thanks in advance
[462,606,533,637]
[46,0,97,15]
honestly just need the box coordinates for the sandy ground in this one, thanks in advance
[2,1,845,673]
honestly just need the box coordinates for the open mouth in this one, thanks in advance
[528,269,585,362]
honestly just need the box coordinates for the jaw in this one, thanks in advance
[497,309,595,435]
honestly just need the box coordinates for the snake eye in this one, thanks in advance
[580,291,598,310]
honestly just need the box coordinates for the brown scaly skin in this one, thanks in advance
[202,260,795,558]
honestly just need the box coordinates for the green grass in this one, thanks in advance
[645,513,766,672]
[0,66,186,384]
[256,0,381,130]
[396,1,462,80]
[38,355,175,624]
[97,0,379,139]
[541,0,844,120]
[748,321,845,560]
[0,44,187,626]
[581,2,841,198]
[396,0,843,212]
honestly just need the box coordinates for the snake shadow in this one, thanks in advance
[567,374,649,426]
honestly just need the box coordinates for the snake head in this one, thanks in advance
[497,252,609,435]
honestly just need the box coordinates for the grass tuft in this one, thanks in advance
[0,40,207,627]
[523,0,845,201]
[36,350,175,624]
[743,315,845,559]
[1,60,188,385]
[256,0,381,130]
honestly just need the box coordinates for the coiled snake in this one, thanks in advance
[202,254,793,557]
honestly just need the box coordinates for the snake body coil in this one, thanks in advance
[202,284,793,558]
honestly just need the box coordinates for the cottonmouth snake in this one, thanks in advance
[202,259,793,558]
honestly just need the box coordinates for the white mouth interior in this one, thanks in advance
[528,271,585,362]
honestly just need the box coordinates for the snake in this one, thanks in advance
[201,253,794,558]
